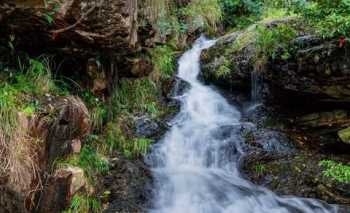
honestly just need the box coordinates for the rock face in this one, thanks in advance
[102,157,152,213]
[201,19,350,102]
[0,0,138,52]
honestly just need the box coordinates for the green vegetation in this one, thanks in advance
[63,194,101,213]
[58,145,109,182]
[111,78,162,119]
[255,164,266,174]
[319,160,350,183]
[181,0,222,33]
[0,57,61,142]
[255,24,297,61]
[105,122,154,159]
[298,0,350,38]
[219,0,262,29]
[82,91,108,132]
[151,45,177,79]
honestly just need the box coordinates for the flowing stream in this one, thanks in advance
[146,37,338,213]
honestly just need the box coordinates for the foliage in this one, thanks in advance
[0,57,59,142]
[111,78,161,119]
[219,0,263,29]
[255,24,297,61]
[300,0,350,38]
[255,164,266,174]
[151,45,177,79]
[63,195,101,213]
[59,145,109,181]
[81,91,107,132]
[105,122,153,159]
[319,160,350,183]
[181,0,222,33]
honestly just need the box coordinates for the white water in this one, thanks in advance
[147,37,338,213]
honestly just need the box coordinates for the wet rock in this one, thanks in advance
[102,156,152,213]
[242,151,350,206]
[134,116,160,138]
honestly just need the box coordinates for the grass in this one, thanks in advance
[63,194,101,213]
[180,0,222,33]
[255,164,266,175]
[111,78,162,119]
[151,45,177,80]
[81,91,108,133]
[57,145,109,182]
[105,122,154,159]
[319,160,350,184]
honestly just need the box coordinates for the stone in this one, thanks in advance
[135,116,160,138]
[338,127,350,144]
[59,166,86,196]
[38,166,86,213]
[70,139,81,154]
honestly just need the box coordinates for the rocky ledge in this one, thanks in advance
[200,18,350,207]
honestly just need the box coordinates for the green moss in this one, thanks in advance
[319,160,350,183]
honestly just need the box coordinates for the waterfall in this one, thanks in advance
[146,36,338,213]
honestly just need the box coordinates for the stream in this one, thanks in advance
[146,37,338,213]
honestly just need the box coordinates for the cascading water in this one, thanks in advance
[146,37,338,213]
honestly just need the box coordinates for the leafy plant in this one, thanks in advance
[319,160,350,183]
[255,24,297,61]
[219,0,263,29]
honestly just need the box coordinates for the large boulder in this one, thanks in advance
[201,18,350,102]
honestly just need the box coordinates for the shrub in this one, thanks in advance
[272,0,350,38]
[219,0,263,29]
[255,24,297,61]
